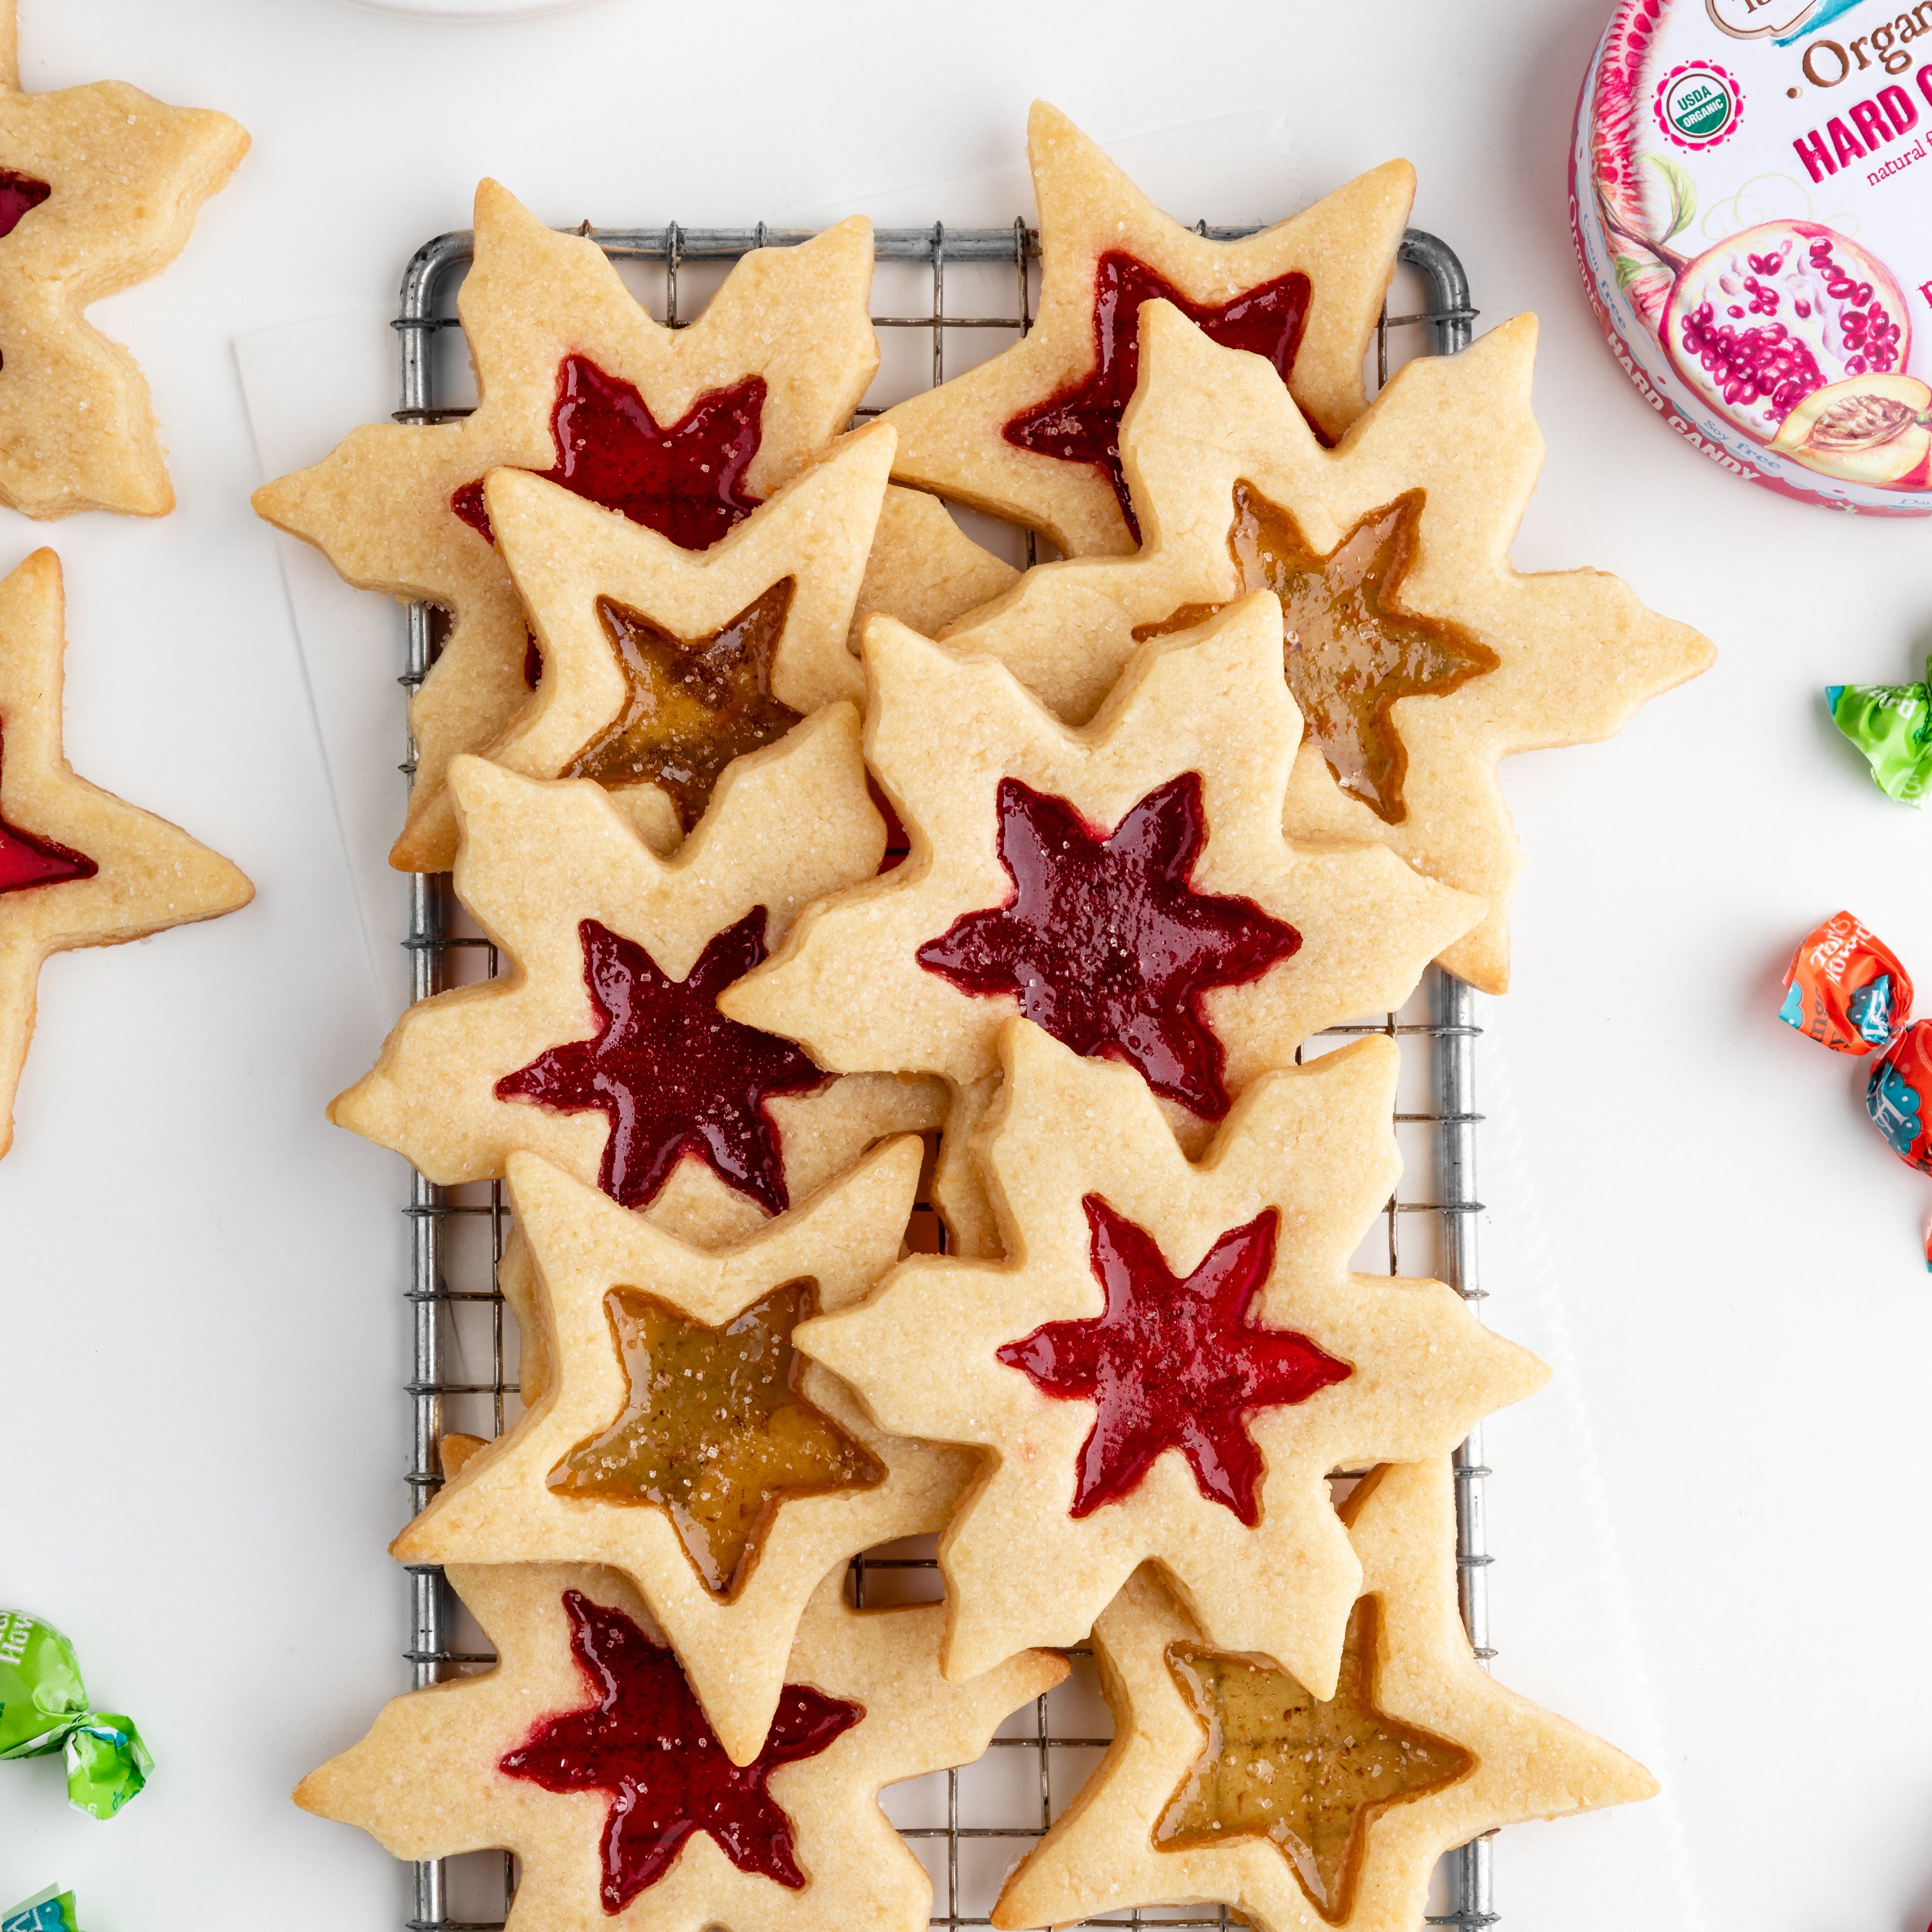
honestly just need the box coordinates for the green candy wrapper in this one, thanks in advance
[0,1609,151,1820]
[3,1890,81,1932]
[1828,658,1932,807]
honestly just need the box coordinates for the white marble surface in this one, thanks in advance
[3,0,1926,1928]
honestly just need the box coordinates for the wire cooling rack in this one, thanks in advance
[385,219,1491,1932]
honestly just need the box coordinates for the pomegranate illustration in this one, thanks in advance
[1662,223,1910,447]
[1771,372,1932,487]
[1590,0,1678,327]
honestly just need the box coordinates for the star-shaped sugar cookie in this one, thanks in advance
[0,548,251,1154]
[329,709,945,1248]
[296,1563,1066,1932]
[794,1020,1547,1692]
[720,595,1484,1151]
[393,1141,977,1766]
[848,485,1018,652]
[992,1461,1656,1932]
[253,179,881,871]
[940,301,1716,992]
[0,1,248,518]
[472,422,895,859]
[878,101,1413,557]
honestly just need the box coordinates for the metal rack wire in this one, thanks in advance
[388,219,1490,1932]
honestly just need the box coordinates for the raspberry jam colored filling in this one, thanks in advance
[499,1590,861,1913]
[0,172,50,241]
[549,1281,884,1596]
[495,910,829,1215]
[1136,485,1498,824]
[1002,252,1313,537]
[452,356,766,550]
[994,1196,1350,1524]
[564,581,801,832]
[0,728,97,895]
[914,773,1300,1119]
[1158,1600,1472,1923]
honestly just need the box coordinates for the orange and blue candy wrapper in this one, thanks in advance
[1778,911,1932,1261]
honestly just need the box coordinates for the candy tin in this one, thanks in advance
[1573,0,1932,513]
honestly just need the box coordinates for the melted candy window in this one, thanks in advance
[1158,1600,1473,1923]
[500,1588,860,1912]
[550,1281,884,1596]
[1003,253,1313,536]
[0,726,97,896]
[494,910,828,1216]
[452,355,766,551]
[564,579,800,832]
[0,171,50,241]
[995,1196,1349,1525]
[915,773,1300,1121]
[1136,484,1499,824]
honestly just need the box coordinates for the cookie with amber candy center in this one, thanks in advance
[795,1019,1547,1693]
[993,1461,1656,1932]
[939,301,1716,992]
[720,595,1484,1163]
[878,100,1414,558]
[295,1561,1065,1932]
[477,423,896,855]
[0,549,252,1155]
[328,710,945,1248]
[394,1140,974,1767]
[0,0,248,518]
[252,179,882,871]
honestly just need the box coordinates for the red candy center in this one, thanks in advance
[0,172,50,241]
[1003,251,1313,537]
[915,774,1300,1119]
[495,909,828,1215]
[453,355,766,551]
[996,1197,1352,1525]
[0,727,97,896]
[499,1590,860,1913]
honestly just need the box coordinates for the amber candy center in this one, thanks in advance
[1157,1599,1472,1923]
[549,1280,883,1596]
[1135,483,1498,824]
[563,580,799,832]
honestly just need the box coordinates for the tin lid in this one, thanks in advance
[1571,0,1932,512]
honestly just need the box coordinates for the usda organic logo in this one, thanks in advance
[1655,61,1743,150]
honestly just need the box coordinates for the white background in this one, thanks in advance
[2,0,1928,1927]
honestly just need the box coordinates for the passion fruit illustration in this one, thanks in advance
[1770,372,1932,486]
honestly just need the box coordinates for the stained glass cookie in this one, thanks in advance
[0,0,248,517]
[992,1461,1655,1932]
[879,101,1413,557]
[296,1562,1065,1932]
[330,714,945,1245]
[940,301,1716,991]
[471,423,895,857]
[393,1143,973,1766]
[794,1019,1547,1691]
[720,595,1484,1164]
[0,550,252,1154]
[253,180,881,871]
